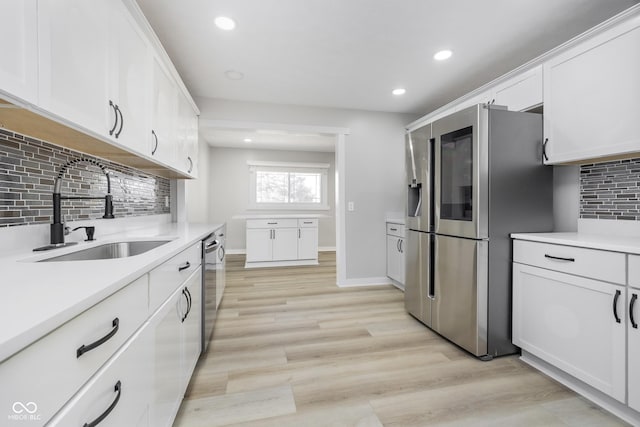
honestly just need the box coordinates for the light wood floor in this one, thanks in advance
[174,252,628,426]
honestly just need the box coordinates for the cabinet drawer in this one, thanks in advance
[629,255,640,289]
[246,219,297,229]
[298,218,318,228]
[513,240,625,284]
[149,242,201,312]
[386,223,406,238]
[0,275,148,426]
[47,324,152,427]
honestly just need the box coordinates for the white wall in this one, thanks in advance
[208,146,336,251]
[185,137,211,223]
[196,98,418,282]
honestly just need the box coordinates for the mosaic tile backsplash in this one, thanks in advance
[581,158,640,220]
[0,128,170,227]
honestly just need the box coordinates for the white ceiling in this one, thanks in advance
[200,128,336,152]
[136,0,638,150]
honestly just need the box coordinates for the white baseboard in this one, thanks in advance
[520,350,640,426]
[337,276,392,288]
[244,259,319,268]
[225,248,246,255]
[318,246,336,252]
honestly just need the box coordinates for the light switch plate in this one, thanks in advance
[348,202,354,211]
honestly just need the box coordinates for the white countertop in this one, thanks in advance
[511,232,640,255]
[386,218,405,225]
[0,222,222,363]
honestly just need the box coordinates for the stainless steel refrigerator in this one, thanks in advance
[404,104,553,360]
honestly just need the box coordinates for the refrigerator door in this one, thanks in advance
[432,234,488,357]
[404,230,432,327]
[433,104,489,239]
[406,124,432,232]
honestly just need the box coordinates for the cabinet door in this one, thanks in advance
[150,288,184,427]
[176,92,198,176]
[629,288,640,412]
[386,235,402,283]
[181,270,202,392]
[543,16,640,164]
[246,228,273,262]
[272,228,298,261]
[0,0,38,104]
[47,326,152,427]
[513,263,626,402]
[38,0,111,135]
[150,55,177,166]
[298,227,318,260]
[492,66,542,112]
[109,1,151,154]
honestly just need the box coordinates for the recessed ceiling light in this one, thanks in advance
[434,50,452,61]
[214,16,236,31]
[224,70,244,80]
[392,88,406,96]
[243,138,252,143]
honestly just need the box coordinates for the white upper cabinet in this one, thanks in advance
[0,0,38,104]
[109,1,152,155]
[176,92,198,177]
[38,0,111,135]
[543,14,640,164]
[150,56,177,167]
[491,65,542,112]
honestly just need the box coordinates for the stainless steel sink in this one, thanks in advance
[39,240,171,262]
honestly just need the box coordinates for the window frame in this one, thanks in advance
[248,161,330,210]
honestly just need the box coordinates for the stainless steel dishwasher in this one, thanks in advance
[201,232,220,353]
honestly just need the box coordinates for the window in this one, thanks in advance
[249,161,330,210]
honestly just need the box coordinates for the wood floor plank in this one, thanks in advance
[174,252,629,426]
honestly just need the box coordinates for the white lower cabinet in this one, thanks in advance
[47,325,152,427]
[513,263,626,402]
[386,222,405,288]
[245,218,318,267]
[629,286,640,412]
[150,268,202,427]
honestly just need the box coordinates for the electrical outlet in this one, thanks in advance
[165,196,169,208]
[348,202,355,211]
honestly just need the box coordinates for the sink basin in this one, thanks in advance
[39,240,172,262]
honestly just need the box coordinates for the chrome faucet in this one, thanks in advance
[49,158,114,246]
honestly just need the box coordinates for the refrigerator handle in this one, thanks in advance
[428,234,435,298]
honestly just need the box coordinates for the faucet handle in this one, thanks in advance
[72,226,96,241]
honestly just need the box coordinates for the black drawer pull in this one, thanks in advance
[631,293,638,329]
[178,261,191,272]
[613,290,622,324]
[390,227,397,231]
[83,380,121,427]
[544,254,575,262]
[77,318,119,358]
[303,221,313,224]
[267,222,278,225]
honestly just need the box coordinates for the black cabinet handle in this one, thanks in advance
[613,290,622,324]
[631,293,638,329]
[151,130,158,155]
[542,138,549,162]
[544,254,575,262]
[390,227,398,231]
[219,246,225,261]
[178,261,191,272]
[397,239,401,252]
[115,105,124,139]
[187,156,193,173]
[185,287,192,318]
[108,101,118,136]
[399,239,403,253]
[267,222,278,225]
[77,318,119,358]
[83,380,121,427]
[181,289,188,322]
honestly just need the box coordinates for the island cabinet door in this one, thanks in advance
[629,287,640,412]
[246,228,273,262]
[513,263,626,402]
